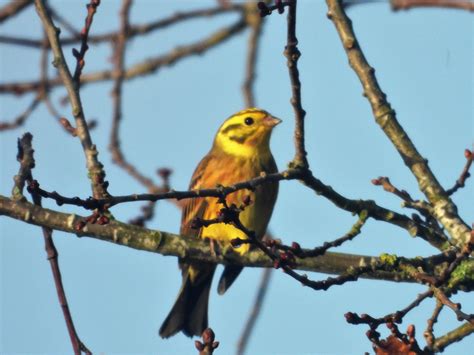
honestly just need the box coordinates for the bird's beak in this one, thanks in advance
[263,115,282,128]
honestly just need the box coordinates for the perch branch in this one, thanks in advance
[1,193,460,285]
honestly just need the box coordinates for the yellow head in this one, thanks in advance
[213,108,281,158]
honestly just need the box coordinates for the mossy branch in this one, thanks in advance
[3,193,467,287]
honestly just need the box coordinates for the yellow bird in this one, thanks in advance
[160,108,281,338]
[159,108,280,338]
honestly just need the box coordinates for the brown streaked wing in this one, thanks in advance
[180,153,214,237]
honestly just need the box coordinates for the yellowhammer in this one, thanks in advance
[159,108,280,338]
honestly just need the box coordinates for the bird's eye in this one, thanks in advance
[244,117,254,125]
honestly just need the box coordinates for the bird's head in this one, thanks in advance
[213,108,281,157]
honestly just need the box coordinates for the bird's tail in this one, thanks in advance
[159,266,215,338]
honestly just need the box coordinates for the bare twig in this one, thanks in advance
[236,268,272,355]
[0,4,244,49]
[284,0,308,169]
[432,288,474,324]
[242,3,264,107]
[446,149,473,195]
[15,133,91,355]
[0,95,41,131]
[109,0,158,191]
[391,0,474,11]
[0,19,248,96]
[0,0,32,23]
[345,289,433,329]
[424,300,443,349]
[34,0,110,199]
[325,0,471,245]
[72,0,101,85]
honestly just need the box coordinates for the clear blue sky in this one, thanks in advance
[1,1,472,354]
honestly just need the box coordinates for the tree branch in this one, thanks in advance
[432,322,474,352]
[0,0,32,23]
[34,0,110,199]
[0,193,445,284]
[325,0,471,245]
[0,19,248,96]
[391,0,474,11]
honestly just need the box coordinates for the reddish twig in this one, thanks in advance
[446,149,473,195]
[371,176,413,202]
[15,133,91,355]
[345,289,433,329]
[236,267,272,355]
[391,0,474,11]
[424,300,443,350]
[72,0,101,85]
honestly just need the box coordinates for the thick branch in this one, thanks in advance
[0,194,427,283]
[325,0,471,245]
[27,167,449,249]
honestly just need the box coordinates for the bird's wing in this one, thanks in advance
[180,153,214,237]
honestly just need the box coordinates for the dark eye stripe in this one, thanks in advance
[220,123,241,135]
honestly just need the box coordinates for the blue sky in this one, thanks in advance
[1,1,473,354]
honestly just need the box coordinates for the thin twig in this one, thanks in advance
[284,0,308,169]
[34,0,110,199]
[72,0,100,85]
[0,0,32,23]
[446,149,473,195]
[0,19,248,96]
[391,0,474,11]
[432,288,474,324]
[0,95,41,131]
[0,4,244,49]
[109,0,158,191]
[242,3,264,107]
[236,265,272,355]
[424,300,443,350]
[15,133,91,355]
[345,289,433,328]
